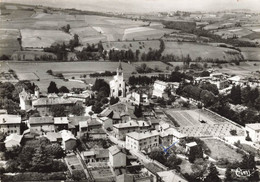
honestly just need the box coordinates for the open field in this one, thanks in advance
[0,61,135,92]
[0,29,21,56]
[216,61,260,78]
[163,42,243,62]
[20,29,72,48]
[132,61,172,71]
[202,138,243,162]
[103,40,161,53]
[240,47,260,61]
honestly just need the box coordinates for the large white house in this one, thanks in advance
[126,130,159,152]
[110,61,128,98]
[245,123,260,143]
[152,80,169,98]
[0,114,21,134]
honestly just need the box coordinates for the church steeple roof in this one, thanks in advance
[118,61,123,70]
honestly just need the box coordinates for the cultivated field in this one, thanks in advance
[202,138,243,162]
[0,29,21,56]
[240,47,260,61]
[132,61,172,71]
[20,29,72,48]
[217,61,260,78]
[0,61,136,92]
[163,42,243,62]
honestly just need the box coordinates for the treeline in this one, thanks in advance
[44,34,80,61]
[76,42,104,61]
[128,71,193,86]
[162,20,196,32]
[89,71,116,77]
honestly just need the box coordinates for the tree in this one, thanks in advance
[31,146,53,172]
[46,70,53,75]
[255,96,260,113]
[59,86,69,93]
[175,66,180,72]
[188,145,203,163]
[92,79,110,96]
[230,85,241,105]
[110,97,119,105]
[69,105,85,116]
[224,167,232,182]
[149,148,167,164]
[165,154,182,169]
[204,163,221,182]
[47,81,59,94]
[134,105,142,118]
[50,105,66,117]
[18,146,35,171]
[45,144,64,159]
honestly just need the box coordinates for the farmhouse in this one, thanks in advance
[126,130,159,152]
[152,80,169,98]
[60,130,77,150]
[108,145,126,168]
[28,116,55,133]
[32,96,83,116]
[245,123,260,143]
[0,114,21,134]
[4,134,23,150]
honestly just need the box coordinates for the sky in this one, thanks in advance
[2,0,260,13]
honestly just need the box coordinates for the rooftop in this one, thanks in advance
[109,145,122,156]
[113,120,139,129]
[32,97,77,106]
[157,170,187,182]
[0,114,21,124]
[45,132,62,142]
[246,123,260,131]
[60,130,76,141]
[186,142,198,147]
[144,163,164,174]
[4,134,23,143]
[29,116,54,125]
[127,130,159,141]
[68,116,90,126]
[154,80,168,86]
[54,117,69,124]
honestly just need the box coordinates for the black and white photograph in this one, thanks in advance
[0,0,260,181]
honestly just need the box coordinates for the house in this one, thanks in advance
[116,174,134,182]
[186,142,198,154]
[113,120,139,140]
[86,118,102,131]
[64,92,91,104]
[126,91,149,106]
[32,96,83,116]
[108,145,126,168]
[143,163,163,182]
[28,116,55,133]
[0,114,21,134]
[157,170,187,182]
[245,123,260,143]
[97,117,113,130]
[160,127,185,147]
[45,132,62,143]
[137,120,150,132]
[4,134,23,150]
[19,87,39,111]
[88,128,107,140]
[54,117,69,131]
[68,116,90,135]
[60,130,77,151]
[81,148,109,163]
[126,130,159,152]
[110,61,129,98]
[152,80,169,98]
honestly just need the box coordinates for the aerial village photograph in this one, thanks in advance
[0,0,260,181]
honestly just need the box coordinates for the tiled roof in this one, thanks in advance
[54,117,69,124]
[45,132,62,142]
[32,97,76,106]
[0,114,21,124]
[4,134,23,143]
[69,116,90,126]
[88,128,106,134]
[113,120,139,129]
[246,123,260,131]
[60,130,76,141]
[29,116,54,125]
[87,118,102,126]
[126,130,159,141]
[108,145,122,156]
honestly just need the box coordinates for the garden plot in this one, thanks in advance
[202,138,243,162]
[20,29,72,48]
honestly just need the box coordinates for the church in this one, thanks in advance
[110,61,129,98]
